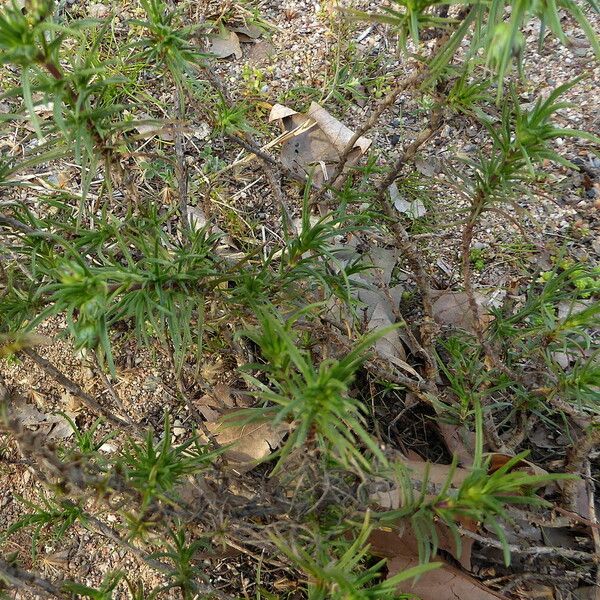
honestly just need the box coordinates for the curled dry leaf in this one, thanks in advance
[369,522,474,572]
[133,113,174,141]
[438,421,475,466]
[208,29,243,59]
[367,302,420,378]
[204,410,287,466]
[231,24,263,42]
[268,102,371,187]
[431,290,493,335]
[196,386,285,468]
[327,242,415,376]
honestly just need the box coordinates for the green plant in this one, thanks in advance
[470,247,487,272]
[2,494,85,560]
[272,513,441,599]
[62,571,124,599]
[149,527,212,598]
[237,309,391,472]
[118,413,218,508]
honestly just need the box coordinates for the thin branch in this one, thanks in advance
[0,558,67,599]
[459,527,598,562]
[204,68,294,229]
[174,83,190,236]
[370,111,444,377]
[22,348,138,434]
[324,69,425,195]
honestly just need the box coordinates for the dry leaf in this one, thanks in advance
[194,385,254,421]
[133,113,174,141]
[268,102,371,187]
[389,183,427,218]
[386,554,509,600]
[196,387,284,468]
[187,206,207,232]
[366,302,421,378]
[432,291,493,334]
[208,29,243,59]
[10,402,74,441]
[306,103,371,156]
[369,522,474,571]
[370,458,472,507]
[488,452,549,481]
[231,24,263,41]
[247,40,276,65]
[438,421,476,466]
[415,156,441,177]
[368,302,407,362]
[204,410,287,465]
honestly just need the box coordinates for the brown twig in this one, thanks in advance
[174,84,190,236]
[584,459,600,591]
[22,348,137,434]
[93,351,128,415]
[0,558,67,599]
[563,428,600,510]
[459,527,599,562]
[321,69,426,196]
[369,111,444,378]
[204,67,294,229]
[225,133,307,185]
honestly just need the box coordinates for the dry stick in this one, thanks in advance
[322,69,425,197]
[490,571,592,595]
[584,459,600,591]
[0,214,37,235]
[458,527,599,562]
[545,394,591,430]
[562,428,600,511]
[459,197,528,451]
[319,18,459,201]
[460,198,595,452]
[225,133,307,185]
[93,351,128,415]
[22,348,138,434]
[0,558,67,599]
[369,111,444,378]
[320,323,434,399]
[204,68,293,229]
[174,84,190,235]
[3,411,232,600]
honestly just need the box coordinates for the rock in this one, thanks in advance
[89,3,109,18]
[172,419,186,438]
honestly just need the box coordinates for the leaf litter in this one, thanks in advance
[196,385,287,468]
[268,102,371,187]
